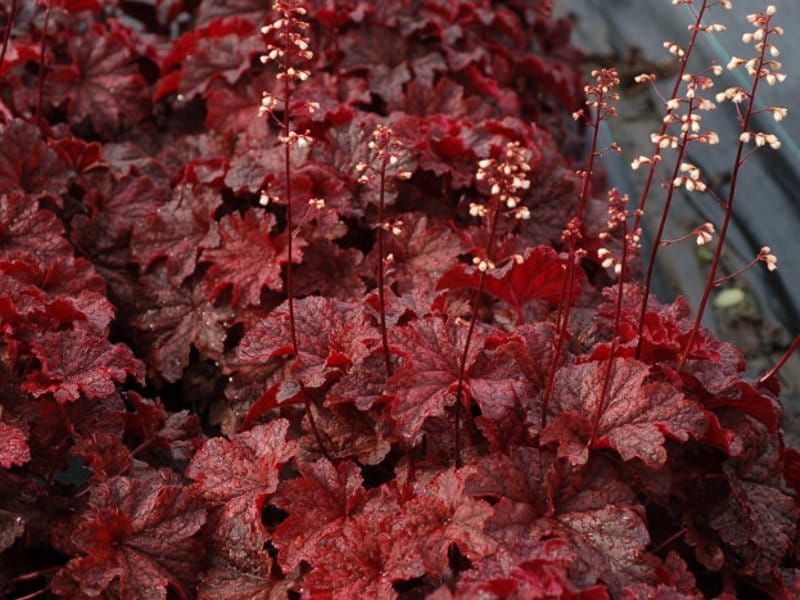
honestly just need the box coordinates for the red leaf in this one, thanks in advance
[70,432,132,483]
[200,209,290,307]
[458,538,609,600]
[131,184,221,284]
[52,471,206,599]
[238,296,376,389]
[198,553,290,600]
[294,239,366,298]
[407,469,498,572]
[23,330,144,403]
[339,24,410,107]
[47,22,150,137]
[372,213,469,295]
[0,422,30,468]
[0,120,68,198]
[533,505,657,595]
[128,264,234,382]
[49,137,108,179]
[156,17,262,102]
[0,194,72,266]
[542,359,708,467]
[688,463,799,582]
[436,246,571,321]
[271,458,366,572]
[387,315,482,443]
[464,446,557,517]
[72,174,171,268]
[187,419,297,507]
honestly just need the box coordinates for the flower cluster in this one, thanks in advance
[572,68,621,124]
[672,161,707,192]
[717,5,787,150]
[258,0,317,119]
[355,124,413,184]
[758,245,778,271]
[597,189,641,277]
[474,141,533,218]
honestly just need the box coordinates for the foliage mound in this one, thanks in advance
[1,1,798,598]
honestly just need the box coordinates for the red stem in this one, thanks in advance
[677,23,770,372]
[453,194,503,466]
[630,0,708,236]
[760,332,800,384]
[12,566,61,583]
[541,243,576,431]
[279,9,330,460]
[377,159,392,377]
[590,220,629,447]
[575,104,602,222]
[283,75,298,354]
[635,103,695,359]
[34,0,52,127]
[0,0,17,67]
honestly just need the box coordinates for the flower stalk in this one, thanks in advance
[677,5,785,371]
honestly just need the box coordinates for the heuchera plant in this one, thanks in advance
[1,0,799,597]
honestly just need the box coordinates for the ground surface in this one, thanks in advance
[553,0,800,444]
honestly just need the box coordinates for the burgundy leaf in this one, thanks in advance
[407,468,498,572]
[458,538,608,600]
[533,505,658,596]
[52,470,207,599]
[0,194,72,266]
[129,265,235,382]
[375,212,469,294]
[72,174,171,268]
[46,22,150,137]
[387,315,482,443]
[542,359,708,467]
[23,330,144,403]
[437,246,572,321]
[271,458,366,572]
[200,209,290,307]
[50,137,108,180]
[156,17,262,102]
[238,296,376,389]
[0,422,30,468]
[70,432,132,483]
[187,419,297,507]
[294,239,366,298]
[339,24,410,108]
[691,463,799,583]
[198,553,289,600]
[0,120,68,198]
[131,185,221,284]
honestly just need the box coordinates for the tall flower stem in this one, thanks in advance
[262,1,330,459]
[453,141,531,465]
[376,160,392,377]
[453,199,502,467]
[677,10,776,372]
[357,124,410,377]
[630,0,710,236]
[590,192,633,447]
[635,104,695,358]
[34,0,52,127]
[541,225,581,432]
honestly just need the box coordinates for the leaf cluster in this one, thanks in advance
[0,1,797,598]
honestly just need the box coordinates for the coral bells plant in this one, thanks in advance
[2,0,800,598]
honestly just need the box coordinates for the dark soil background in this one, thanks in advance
[553,0,800,445]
